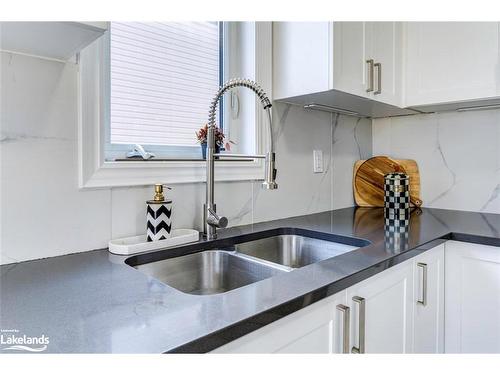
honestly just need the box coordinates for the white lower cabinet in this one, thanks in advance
[346,260,414,353]
[213,241,500,354]
[212,291,348,353]
[445,241,500,353]
[412,244,445,353]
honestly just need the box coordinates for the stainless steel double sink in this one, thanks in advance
[129,230,367,296]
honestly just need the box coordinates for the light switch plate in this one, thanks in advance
[313,150,324,173]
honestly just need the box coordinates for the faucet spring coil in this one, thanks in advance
[207,78,272,127]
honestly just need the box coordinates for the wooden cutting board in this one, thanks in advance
[353,156,422,207]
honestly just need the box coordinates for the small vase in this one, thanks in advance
[201,143,207,159]
[201,143,220,159]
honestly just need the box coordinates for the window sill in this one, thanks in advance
[79,159,265,189]
[113,158,254,162]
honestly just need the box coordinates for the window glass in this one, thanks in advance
[109,22,222,149]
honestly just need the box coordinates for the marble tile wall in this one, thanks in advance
[0,52,372,264]
[373,111,500,214]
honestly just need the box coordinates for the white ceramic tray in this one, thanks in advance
[108,229,199,255]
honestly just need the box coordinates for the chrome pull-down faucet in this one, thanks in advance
[204,78,278,239]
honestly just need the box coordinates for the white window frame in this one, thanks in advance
[78,22,272,189]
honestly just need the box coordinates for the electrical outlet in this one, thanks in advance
[313,150,324,173]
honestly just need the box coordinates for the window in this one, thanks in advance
[106,22,224,160]
[78,22,271,188]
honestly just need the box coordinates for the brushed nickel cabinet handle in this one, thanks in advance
[351,296,366,354]
[366,59,374,92]
[336,304,350,353]
[417,262,428,306]
[374,62,382,95]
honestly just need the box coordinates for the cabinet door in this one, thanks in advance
[346,261,414,353]
[404,22,500,107]
[332,22,370,98]
[413,244,445,353]
[273,22,331,99]
[367,22,403,107]
[445,241,500,353]
[212,291,348,353]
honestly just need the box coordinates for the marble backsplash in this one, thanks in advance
[373,111,500,214]
[4,49,499,265]
[0,52,372,264]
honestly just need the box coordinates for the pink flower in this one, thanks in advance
[196,124,233,147]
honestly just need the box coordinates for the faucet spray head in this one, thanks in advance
[262,152,278,190]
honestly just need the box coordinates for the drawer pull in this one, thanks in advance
[417,262,428,306]
[374,62,382,95]
[366,59,374,92]
[336,304,350,353]
[351,296,365,353]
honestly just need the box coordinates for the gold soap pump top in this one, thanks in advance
[153,184,165,201]
[148,184,172,203]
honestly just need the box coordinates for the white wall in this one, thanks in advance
[0,52,371,264]
[373,111,500,214]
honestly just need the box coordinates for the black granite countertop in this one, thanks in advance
[1,207,499,353]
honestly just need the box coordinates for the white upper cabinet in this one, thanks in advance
[273,22,332,99]
[274,21,500,116]
[331,22,368,98]
[334,21,402,106]
[404,22,500,109]
[367,22,403,107]
[273,22,416,118]
[0,22,108,62]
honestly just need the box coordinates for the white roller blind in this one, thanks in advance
[109,22,221,147]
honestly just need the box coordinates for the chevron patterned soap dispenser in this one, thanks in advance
[146,184,173,242]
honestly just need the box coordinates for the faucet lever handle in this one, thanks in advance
[207,207,228,229]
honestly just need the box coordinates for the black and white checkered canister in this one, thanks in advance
[146,201,173,242]
[384,172,410,227]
